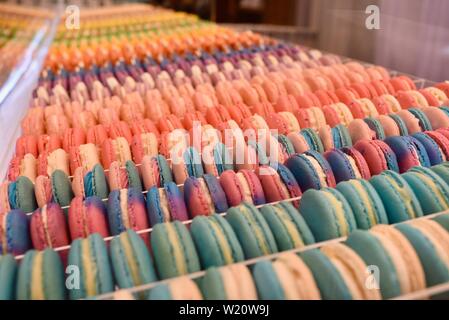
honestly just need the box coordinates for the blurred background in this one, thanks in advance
[2,0,449,81]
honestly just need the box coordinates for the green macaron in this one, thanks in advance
[68,233,115,299]
[402,166,449,215]
[151,221,201,279]
[260,201,315,251]
[430,162,449,188]
[84,164,110,199]
[370,170,423,223]
[225,202,278,259]
[345,230,402,299]
[433,213,449,232]
[190,214,244,269]
[109,230,158,291]
[124,160,143,192]
[51,170,74,208]
[16,249,66,300]
[8,176,37,213]
[336,179,389,229]
[0,254,17,300]
[299,188,357,242]
[252,260,286,300]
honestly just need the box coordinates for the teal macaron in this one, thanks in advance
[300,249,353,300]
[0,254,17,300]
[299,187,357,241]
[226,202,278,259]
[8,176,37,213]
[332,124,352,149]
[300,128,324,153]
[276,134,295,156]
[396,221,449,298]
[430,162,449,186]
[16,249,66,300]
[151,220,201,279]
[252,260,287,300]
[345,230,402,299]
[148,276,203,300]
[68,233,115,299]
[370,170,423,223]
[433,213,449,232]
[190,214,244,269]
[124,160,143,192]
[51,170,74,208]
[388,114,409,136]
[109,230,158,290]
[336,179,389,229]
[260,201,315,251]
[364,117,386,140]
[402,166,449,215]
[84,164,110,199]
[408,108,433,131]
[200,264,258,300]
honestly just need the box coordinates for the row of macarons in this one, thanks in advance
[8,105,449,185]
[2,147,449,260]
[2,199,449,300]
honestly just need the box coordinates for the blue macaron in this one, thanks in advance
[84,164,110,199]
[0,209,31,255]
[285,150,336,191]
[412,132,446,166]
[147,182,189,226]
[332,124,352,149]
[384,136,430,172]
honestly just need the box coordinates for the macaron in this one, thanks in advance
[148,276,203,300]
[151,221,201,279]
[131,132,159,164]
[299,128,324,153]
[107,188,149,243]
[8,176,37,213]
[50,170,74,209]
[171,147,204,185]
[345,226,425,299]
[184,175,228,217]
[299,187,357,241]
[388,113,409,136]
[252,252,321,300]
[431,162,449,185]
[354,139,400,175]
[107,160,143,192]
[285,150,336,191]
[219,169,266,206]
[109,229,158,291]
[370,170,424,223]
[407,108,433,131]
[347,119,376,144]
[260,202,315,251]
[336,179,389,229]
[70,143,101,174]
[424,131,449,161]
[420,106,449,130]
[402,166,449,215]
[7,153,36,183]
[68,233,114,299]
[201,142,234,177]
[324,147,371,183]
[412,132,446,166]
[101,138,131,169]
[37,149,69,177]
[395,220,449,298]
[190,214,244,268]
[16,249,66,300]
[83,164,110,199]
[30,203,70,251]
[140,155,173,190]
[201,264,258,300]
[258,164,302,207]
[300,247,366,300]
[0,254,17,299]
[68,196,109,240]
[331,124,352,149]
[384,136,430,172]
[364,117,386,140]
[146,182,189,226]
[0,209,31,255]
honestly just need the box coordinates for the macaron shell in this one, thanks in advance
[385,136,430,172]
[84,164,110,199]
[252,260,285,300]
[0,254,17,299]
[412,133,445,166]
[1,209,31,255]
[68,196,109,240]
[51,170,74,208]
[370,170,423,223]
[354,139,399,175]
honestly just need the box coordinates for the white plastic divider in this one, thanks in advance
[92,209,449,300]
